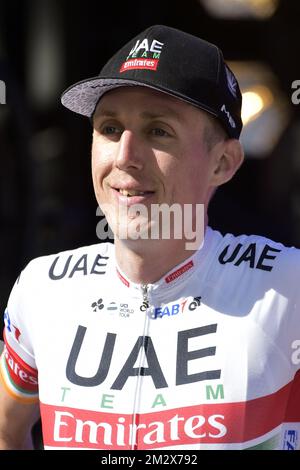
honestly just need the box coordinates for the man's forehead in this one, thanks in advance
[93,86,209,123]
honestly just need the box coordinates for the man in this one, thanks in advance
[0,25,299,451]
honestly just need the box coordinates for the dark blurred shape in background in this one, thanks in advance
[1,0,300,320]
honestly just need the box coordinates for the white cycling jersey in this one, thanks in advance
[1,226,300,450]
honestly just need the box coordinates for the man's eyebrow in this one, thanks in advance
[94,107,185,122]
[93,109,118,119]
[140,109,185,123]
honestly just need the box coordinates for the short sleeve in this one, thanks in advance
[0,269,38,404]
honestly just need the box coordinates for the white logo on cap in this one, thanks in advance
[225,65,238,98]
[127,38,164,60]
[121,37,165,73]
[221,104,236,128]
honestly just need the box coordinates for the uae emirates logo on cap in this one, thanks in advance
[120,38,164,73]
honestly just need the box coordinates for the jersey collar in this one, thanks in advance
[114,226,214,296]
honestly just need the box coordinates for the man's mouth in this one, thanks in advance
[118,189,153,197]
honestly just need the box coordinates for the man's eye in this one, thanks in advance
[151,128,169,137]
[102,125,119,135]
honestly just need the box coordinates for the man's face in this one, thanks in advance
[92,86,218,240]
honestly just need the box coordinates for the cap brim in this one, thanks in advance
[61,77,219,120]
[61,77,147,116]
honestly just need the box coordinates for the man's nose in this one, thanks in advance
[115,130,143,171]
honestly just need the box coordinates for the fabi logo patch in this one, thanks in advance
[283,429,298,450]
[151,296,201,319]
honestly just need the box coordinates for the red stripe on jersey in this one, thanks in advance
[116,269,130,287]
[284,370,300,422]
[40,378,299,449]
[3,330,38,393]
[165,260,194,284]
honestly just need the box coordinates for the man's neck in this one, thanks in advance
[114,236,204,285]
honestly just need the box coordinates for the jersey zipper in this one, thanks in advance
[141,284,150,311]
[130,284,150,449]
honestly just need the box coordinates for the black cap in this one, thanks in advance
[61,25,243,139]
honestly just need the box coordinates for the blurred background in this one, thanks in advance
[1,0,300,322]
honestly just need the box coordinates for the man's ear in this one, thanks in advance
[210,139,244,187]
